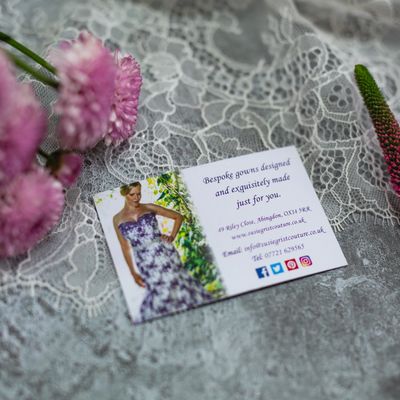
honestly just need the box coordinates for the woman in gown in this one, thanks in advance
[113,182,213,322]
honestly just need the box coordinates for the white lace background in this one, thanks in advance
[1,1,400,399]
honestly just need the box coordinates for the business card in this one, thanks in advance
[94,146,347,323]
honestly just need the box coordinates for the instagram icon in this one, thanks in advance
[299,255,312,267]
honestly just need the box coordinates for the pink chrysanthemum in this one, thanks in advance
[0,50,46,189]
[105,52,142,146]
[0,167,64,258]
[51,32,116,151]
[47,151,83,188]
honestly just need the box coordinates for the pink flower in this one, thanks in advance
[355,65,400,195]
[0,167,64,258]
[51,32,116,151]
[0,50,46,189]
[47,151,83,188]
[105,52,142,146]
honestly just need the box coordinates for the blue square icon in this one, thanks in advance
[255,266,269,279]
[270,262,284,275]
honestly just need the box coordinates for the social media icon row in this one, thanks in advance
[255,256,312,279]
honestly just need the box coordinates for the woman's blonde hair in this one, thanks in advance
[120,181,141,196]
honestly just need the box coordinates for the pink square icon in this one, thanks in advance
[284,259,299,271]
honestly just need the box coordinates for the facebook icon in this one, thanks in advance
[255,266,269,279]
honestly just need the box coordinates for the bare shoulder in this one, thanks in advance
[143,203,159,212]
[144,203,179,218]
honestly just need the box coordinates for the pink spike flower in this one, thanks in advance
[355,65,400,195]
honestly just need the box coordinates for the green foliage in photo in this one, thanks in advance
[147,172,225,298]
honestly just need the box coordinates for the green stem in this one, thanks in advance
[0,31,56,74]
[6,50,59,89]
[38,148,50,160]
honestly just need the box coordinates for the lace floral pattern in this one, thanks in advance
[1,0,400,397]
[1,0,396,311]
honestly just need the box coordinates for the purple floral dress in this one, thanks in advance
[118,212,213,322]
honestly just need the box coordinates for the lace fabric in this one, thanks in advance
[2,0,399,317]
[1,0,400,397]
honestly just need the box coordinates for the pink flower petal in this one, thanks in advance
[105,51,142,146]
[0,50,47,189]
[0,167,64,258]
[51,32,117,151]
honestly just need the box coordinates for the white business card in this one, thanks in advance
[94,146,347,323]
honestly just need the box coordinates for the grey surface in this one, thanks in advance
[1,0,400,399]
[1,221,399,400]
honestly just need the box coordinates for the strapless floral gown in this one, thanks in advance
[118,212,213,322]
